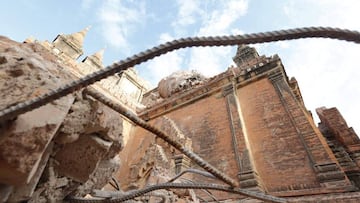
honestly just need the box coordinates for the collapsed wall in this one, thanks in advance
[0,28,149,202]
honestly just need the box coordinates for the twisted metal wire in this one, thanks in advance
[167,168,216,183]
[83,87,238,187]
[178,177,220,202]
[91,190,168,202]
[1,27,359,123]
[67,182,287,203]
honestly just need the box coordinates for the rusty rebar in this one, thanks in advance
[1,27,359,123]
[67,182,287,203]
[167,168,216,183]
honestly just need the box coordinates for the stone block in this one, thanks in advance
[74,156,121,196]
[0,184,13,203]
[54,134,112,183]
[56,98,123,146]
[0,35,75,186]
[7,143,53,202]
[0,95,74,186]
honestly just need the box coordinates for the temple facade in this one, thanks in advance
[32,27,150,110]
[1,27,360,202]
[34,27,151,146]
[116,45,360,202]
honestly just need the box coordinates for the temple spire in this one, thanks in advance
[68,26,91,48]
[82,48,105,69]
[52,26,91,60]
[232,45,260,68]
[92,48,104,63]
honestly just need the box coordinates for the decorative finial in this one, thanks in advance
[82,47,106,66]
[69,26,91,47]
[232,45,259,68]
[93,47,105,62]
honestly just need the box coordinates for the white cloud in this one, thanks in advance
[81,0,94,10]
[308,0,360,29]
[172,0,202,27]
[277,41,290,49]
[231,28,244,35]
[286,40,360,132]
[158,33,174,43]
[97,0,146,53]
[145,52,184,85]
[198,0,248,36]
[188,0,248,77]
[188,47,233,77]
[154,0,248,81]
[144,33,184,85]
[280,0,360,131]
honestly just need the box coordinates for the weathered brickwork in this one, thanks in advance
[119,45,360,202]
[237,77,320,193]
[317,107,360,188]
[118,92,244,200]
[165,92,239,178]
[272,74,353,190]
[317,107,360,150]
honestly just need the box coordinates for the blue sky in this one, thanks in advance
[1,0,360,132]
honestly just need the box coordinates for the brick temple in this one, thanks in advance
[1,28,360,202]
[117,45,360,202]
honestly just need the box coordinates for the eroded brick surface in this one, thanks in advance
[237,78,321,192]
[54,135,112,183]
[0,36,75,186]
[0,33,130,202]
[125,48,360,202]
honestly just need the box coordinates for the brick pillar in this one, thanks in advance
[223,84,262,190]
[174,154,191,174]
[269,70,353,190]
[238,149,262,190]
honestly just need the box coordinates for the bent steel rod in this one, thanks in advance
[167,168,216,183]
[68,182,287,203]
[1,27,360,122]
[83,87,238,187]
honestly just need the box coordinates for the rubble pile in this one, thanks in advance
[0,36,124,202]
[158,70,206,98]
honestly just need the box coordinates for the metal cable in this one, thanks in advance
[110,177,121,191]
[167,168,216,183]
[1,27,359,123]
[135,192,168,203]
[83,87,238,187]
[67,182,287,203]
[91,190,168,202]
[178,177,220,203]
